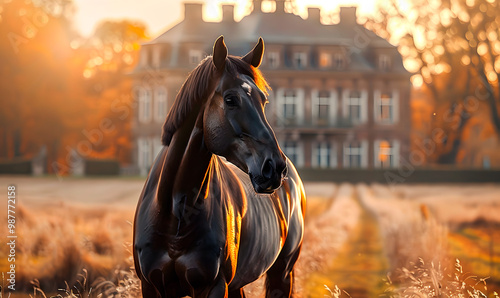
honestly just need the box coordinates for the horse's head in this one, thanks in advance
[203,36,287,194]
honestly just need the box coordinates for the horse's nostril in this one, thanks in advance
[262,159,275,180]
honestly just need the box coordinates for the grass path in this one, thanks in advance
[303,185,389,297]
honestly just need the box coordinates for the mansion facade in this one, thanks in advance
[131,0,411,175]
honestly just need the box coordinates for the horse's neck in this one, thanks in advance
[158,110,213,219]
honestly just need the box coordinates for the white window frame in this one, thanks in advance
[293,52,308,68]
[312,142,337,168]
[374,89,399,124]
[374,140,400,168]
[189,49,203,64]
[311,89,337,125]
[342,89,368,124]
[268,51,280,68]
[283,141,304,167]
[154,86,168,123]
[138,137,153,175]
[138,88,152,123]
[343,141,368,168]
[276,88,305,125]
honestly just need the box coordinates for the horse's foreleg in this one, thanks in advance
[140,277,161,298]
[265,246,301,298]
[203,275,228,298]
[265,269,293,298]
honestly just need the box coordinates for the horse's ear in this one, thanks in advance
[212,35,227,71]
[242,37,264,68]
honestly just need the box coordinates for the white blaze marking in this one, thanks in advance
[241,82,252,96]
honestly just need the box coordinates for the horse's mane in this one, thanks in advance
[161,55,270,146]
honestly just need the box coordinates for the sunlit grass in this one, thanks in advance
[0,203,135,295]
[1,183,500,297]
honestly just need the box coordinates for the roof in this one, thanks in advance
[148,7,393,48]
[138,2,405,72]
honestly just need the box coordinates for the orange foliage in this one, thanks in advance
[0,0,147,173]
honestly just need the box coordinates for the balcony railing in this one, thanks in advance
[275,117,360,129]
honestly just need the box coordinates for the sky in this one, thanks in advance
[72,0,378,38]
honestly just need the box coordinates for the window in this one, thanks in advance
[138,137,153,175]
[138,88,152,123]
[189,50,203,64]
[343,141,368,168]
[268,51,280,68]
[283,141,303,167]
[343,90,367,124]
[374,140,399,168]
[341,89,368,124]
[293,52,308,68]
[154,87,167,123]
[283,90,298,119]
[277,88,304,125]
[312,142,336,168]
[312,90,335,125]
[319,52,331,68]
[334,53,345,69]
[380,92,393,122]
[375,89,398,124]
[379,54,390,70]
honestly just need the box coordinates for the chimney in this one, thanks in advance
[308,7,321,23]
[222,4,234,22]
[276,0,285,13]
[184,3,203,22]
[253,0,262,13]
[339,6,357,25]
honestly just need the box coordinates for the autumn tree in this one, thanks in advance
[0,0,147,173]
[366,0,500,165]
[0,0,85,169]
[77,20,148,165]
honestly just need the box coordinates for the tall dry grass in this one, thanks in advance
[0,203,136,296]
[1,182,497,297]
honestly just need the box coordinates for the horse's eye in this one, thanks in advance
[224,95,239,107]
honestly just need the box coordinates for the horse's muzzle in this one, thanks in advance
[250,159,287,194]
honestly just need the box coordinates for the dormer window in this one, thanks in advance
[268,51,280,68]
[379,54,391,70]
[334,53,345,69]
[189,49,203,64]
[293,52,308,68]
[319,52,331,68]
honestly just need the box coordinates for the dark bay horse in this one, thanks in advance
[133,36,306,298]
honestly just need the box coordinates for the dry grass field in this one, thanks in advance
[0,176,499,297]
